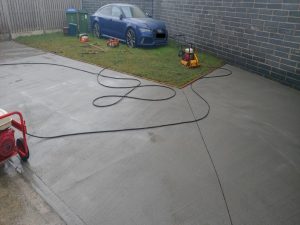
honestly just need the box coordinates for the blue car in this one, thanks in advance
[90,3,168,47]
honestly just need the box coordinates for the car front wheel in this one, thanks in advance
[93,23,101,38]
[126,28,136,48]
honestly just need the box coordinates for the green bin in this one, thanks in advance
[78,10,88,33]
[66,8,88,34]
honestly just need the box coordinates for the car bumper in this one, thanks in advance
[137,29,168,47]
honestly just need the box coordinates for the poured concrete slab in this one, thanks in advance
[0,42,299,225]
[0,41,44,62]
[188,66,300,225]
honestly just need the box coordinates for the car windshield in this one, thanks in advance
[121,6,146,18]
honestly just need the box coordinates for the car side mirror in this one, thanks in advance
[119,14,123,20]
[145,12,152,18]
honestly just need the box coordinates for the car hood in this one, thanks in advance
[127,18,166,30]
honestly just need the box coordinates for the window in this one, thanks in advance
[121,6,146,18]
[122,7,132,18]
[98,6,111,16]
[112,6,122,18]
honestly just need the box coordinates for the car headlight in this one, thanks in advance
[139,28,152,33]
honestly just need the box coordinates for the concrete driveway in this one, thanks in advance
[0,41,299,225]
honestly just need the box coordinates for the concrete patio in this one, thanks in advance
[0,41,299,225]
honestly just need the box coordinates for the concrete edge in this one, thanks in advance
[22,165,86,225]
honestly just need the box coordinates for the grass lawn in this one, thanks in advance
[16,32,224,88]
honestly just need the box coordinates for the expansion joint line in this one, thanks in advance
[183,87,234,225]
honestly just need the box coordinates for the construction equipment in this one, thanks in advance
[0,109,29,164]
[79,33,89,43]
[107,38,119,48]
[178,43,200,68]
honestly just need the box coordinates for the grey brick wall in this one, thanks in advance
[83,0,300,89]
[155,0,300,89]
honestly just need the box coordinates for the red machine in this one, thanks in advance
[107,38,120,47]
[0,109,29,163]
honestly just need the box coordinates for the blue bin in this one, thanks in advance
[66,8,77,24]
[68,23,78,36]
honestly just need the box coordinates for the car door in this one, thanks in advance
[97,5,113,37]
[110,6,127,39]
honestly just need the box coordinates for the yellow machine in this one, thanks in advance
[179,44,200,68]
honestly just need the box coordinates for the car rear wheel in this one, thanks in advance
[126,28,136,48]
[93,23,101,38]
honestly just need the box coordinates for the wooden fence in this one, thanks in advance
[0,0,82,40]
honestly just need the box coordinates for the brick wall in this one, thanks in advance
[156,0,300,89]
[82,0,300,89]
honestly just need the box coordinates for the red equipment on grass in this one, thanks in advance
[107,38,120,48]
[0,109,30,163]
